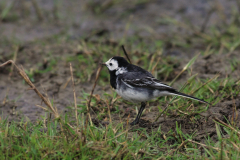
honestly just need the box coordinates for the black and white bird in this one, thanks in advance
[102,56,209,125]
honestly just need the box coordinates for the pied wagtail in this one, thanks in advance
[102,56,209,125]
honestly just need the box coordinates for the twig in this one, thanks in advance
[87,65,103,126]
[121,45,132,64]
[70,63,78,126]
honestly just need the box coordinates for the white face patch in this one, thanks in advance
[105,58,119,71]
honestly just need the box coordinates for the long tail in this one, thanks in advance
[169,91,210,105]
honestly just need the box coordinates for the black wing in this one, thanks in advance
[122,77,210,104]
[122,77,176,92]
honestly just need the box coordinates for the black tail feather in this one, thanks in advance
[170,91,210,105]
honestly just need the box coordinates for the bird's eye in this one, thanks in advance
[109,63,112,66]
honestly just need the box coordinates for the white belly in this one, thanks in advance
[116,86,172,103]
[116,87,150,103]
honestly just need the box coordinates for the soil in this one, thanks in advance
[0,0,240,143]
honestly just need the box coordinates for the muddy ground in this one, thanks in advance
[0,0,240,143]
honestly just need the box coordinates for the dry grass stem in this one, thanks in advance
[9,46,19,77]
[149,54,155,70]
[167,140,189,156]
[125,114,130,139]
[0,60,59,119]
[105,99,112,123]
[151,57,161,74]
[188,139,223,152]
[106,128,131,142]
[230,141,240,150]
[191,74,219,95]
[63,77,71,89]
[231,96,238,125]
[87,64,103,126]
[213,117,240,136]
[70,63,79,126]
[2,88,9,105]
[36,105,48,111]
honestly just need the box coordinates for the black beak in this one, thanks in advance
[100,63,106,66]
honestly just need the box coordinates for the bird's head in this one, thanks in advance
[102,56,129,71]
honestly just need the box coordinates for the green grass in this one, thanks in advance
[0,105,240,159]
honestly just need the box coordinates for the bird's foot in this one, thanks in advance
[130,120,139,126]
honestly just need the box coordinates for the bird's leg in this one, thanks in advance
[130,102,146,125]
